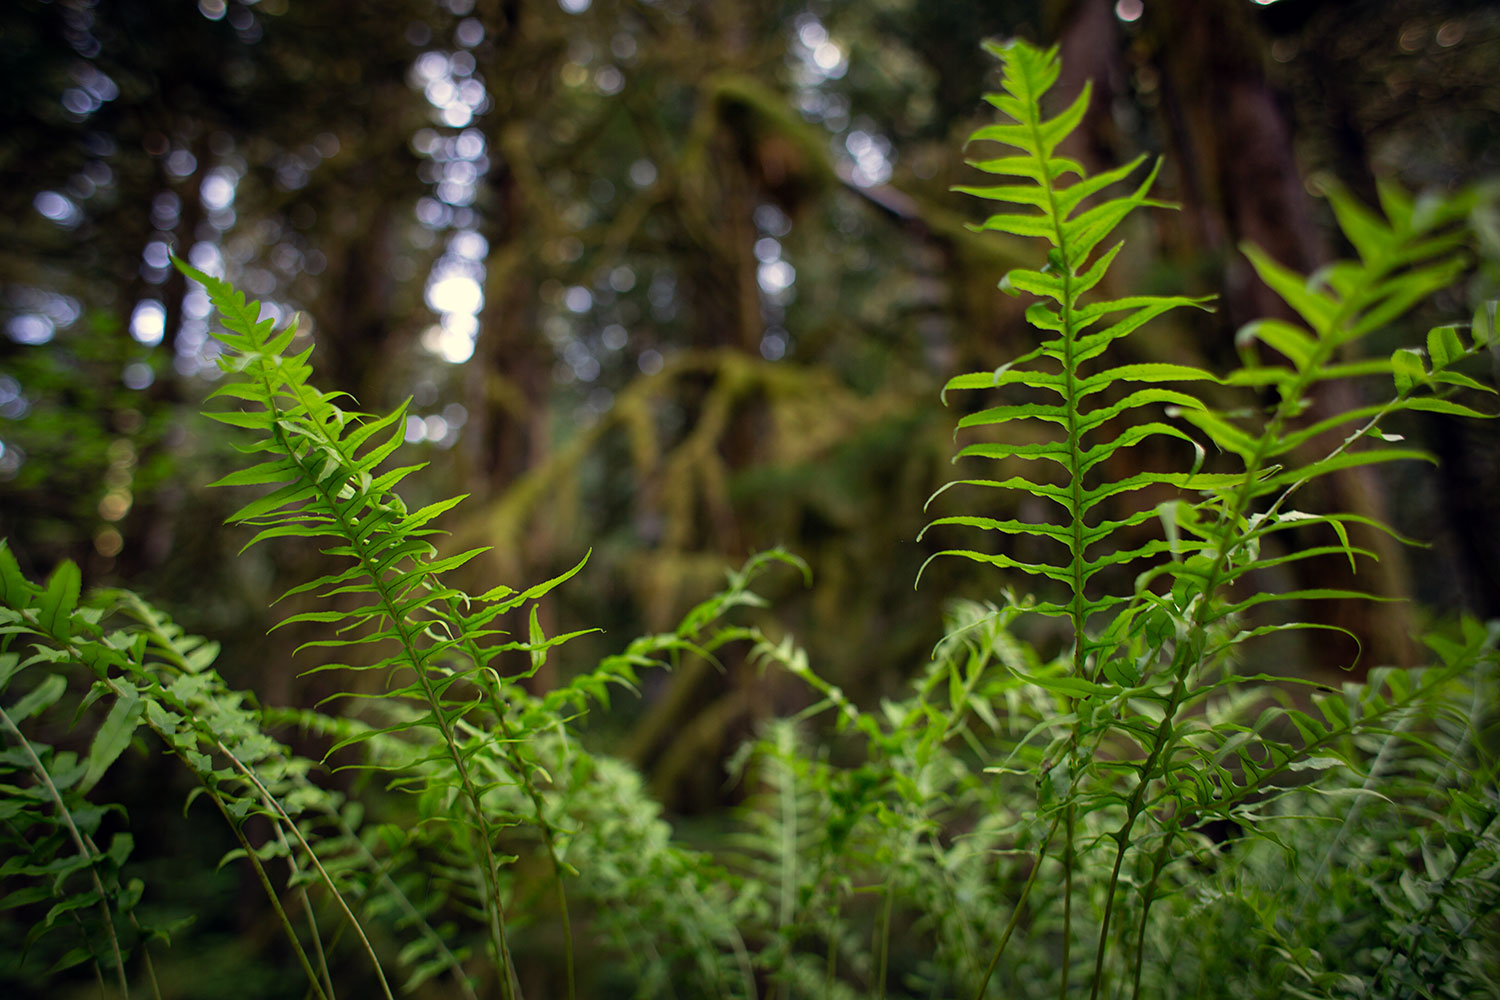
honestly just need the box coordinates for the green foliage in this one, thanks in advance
[927,38,1217,637]
[0,557,147,993]
[923,37,1499,998]
[2,34,1498,1000]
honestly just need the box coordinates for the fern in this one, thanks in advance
[924,39,1216,631]
[924,36,1497,1000]
[1,316,815,1000]
[168,258,610,998]
[3,32,1498,1000]
[926,39,1225,994]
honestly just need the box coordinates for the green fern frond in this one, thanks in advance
[926,39,1214,676]
[1160,181,1495,637]
[174,257,599,997]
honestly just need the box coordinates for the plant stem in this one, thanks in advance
[1031,86,1090,994]
[323,804,482,1000]
[208,789,333,1000]
[974,813,1061,999]
[825,900,838,995]
[1129,835,1174,1000]
[123,593,484,1000]
[217,740,394,1000]
[477,706,575,999]
[1060,803,1075,999]
[128,916,163,1000]
[12,601,336,1000]
[450,607,576,1000]
[781,754,797,934]
[1088,288,1370,993]
[876,879,894,1000]
[0,704,132,1000]
[270,800,336,1000]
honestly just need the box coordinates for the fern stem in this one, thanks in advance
[270,799,337,1000]
[121,594,484,1000]
[1128,833,1175,999]
[499,741,573,998]
[332,548,516,996]
[718,896,760,1000]
[451,610,577,1000]
[825,900,838,995]
[13,600,333,1000]
[1094,256,1427,990]
[203,782,333,1000]
[876,878,894,1000]
[1089,829,1131,1000]
[490,705,576,1000]
[80,828,171,1000]
[1090,312,1323,991]
[1089,321,1379,993]
[973,812,1061,1000]
[0,703,132,1000]
[121,594,485,999]
[780,753,797,933]
[321,804,482,1000]
[215,740,394,1000]
[1059,802,1075,999]
[1023,72,1094,994]
[127,915,163,1000]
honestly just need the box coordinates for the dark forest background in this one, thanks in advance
[2,0,1498,991]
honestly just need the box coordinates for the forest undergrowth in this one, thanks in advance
[3,38,1499,1000]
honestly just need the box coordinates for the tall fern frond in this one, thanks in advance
[923,41,1220,996]
[923,38,1215,671]
[173,257,600,998]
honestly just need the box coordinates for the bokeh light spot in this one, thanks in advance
[7,315,54,345]
[35,191,82,228]
[130,301,166,345]
[427,274,483,314]
[94,528,123,557]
